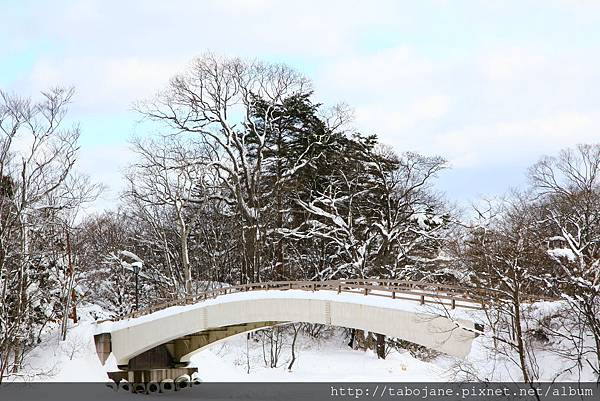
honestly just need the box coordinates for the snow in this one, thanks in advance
[192,329,452,382]
[8,292,479,384]
[547,248,576,261]
[410,212,433,230]
[455,300,600,382]
[5,305,113,382]
[548,236,565,242]
[118,250,142,262]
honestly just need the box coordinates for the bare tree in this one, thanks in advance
[0,88,99,381]
[461,195,546,383]
[124,135,208,295]
[529,144,600,379]
[368,147,450,280]
[138,53,313,283]
[259,327,284,368]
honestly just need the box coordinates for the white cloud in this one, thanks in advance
[319,47,435,101]
[208,0,275,14]
[354,94,451,140]
[316,46,451,151]
[431,111,600,168]
[316,43,600,176]
[28,57,186,112]
[20,0,392,60]
[478,49,546,82]
[16,0,404,113]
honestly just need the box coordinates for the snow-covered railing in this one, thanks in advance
[97,279,515,323]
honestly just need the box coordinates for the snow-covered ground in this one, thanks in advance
[7,305,112,382]
[192,329,453,382]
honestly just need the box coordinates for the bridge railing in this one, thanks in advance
[100,279,509,323]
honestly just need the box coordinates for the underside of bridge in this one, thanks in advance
[95,321,283,370]
[96,321,285,387]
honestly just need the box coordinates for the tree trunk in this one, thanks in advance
[513,293,530,383]
[246,333,251,374]
[11,342,22,374]
[583,300,600,378]
[70,288,78,324]
[180,224,191,295]
[61,226,75,341]
[355,329,375,351]
[348,329,356,348]
[288,324,300,371]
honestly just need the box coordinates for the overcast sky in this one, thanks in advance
[2,0,599,211]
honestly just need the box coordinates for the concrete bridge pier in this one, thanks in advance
[95,321,282,389]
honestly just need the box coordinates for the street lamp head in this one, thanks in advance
[132,261,143,274]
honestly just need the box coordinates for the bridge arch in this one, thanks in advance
[94,287,483,371]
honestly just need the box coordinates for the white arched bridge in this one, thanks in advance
[94,280,492,387]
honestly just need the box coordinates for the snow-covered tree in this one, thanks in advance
[124,135,209,295]
[282,134,450,280]
[139,54,314,283]
[0,88,99,381]
[461,195,547,383]
[529,144,600,378]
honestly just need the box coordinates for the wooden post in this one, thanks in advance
[376,334,386,359]
[70,288,78,323]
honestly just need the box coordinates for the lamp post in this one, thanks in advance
[132,261,143,310]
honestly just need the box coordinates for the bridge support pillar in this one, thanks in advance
[108,367,197,384]
[94,333,111,365]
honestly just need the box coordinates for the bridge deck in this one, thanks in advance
[97,279,496,325]
[96,288,484,333]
